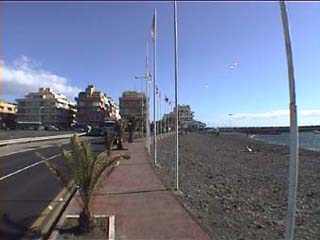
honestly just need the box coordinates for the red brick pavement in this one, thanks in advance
[63,140,211,240]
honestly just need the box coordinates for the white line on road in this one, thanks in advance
[0,154,61,181]
[0,136,95,157]
[0,145,55,157]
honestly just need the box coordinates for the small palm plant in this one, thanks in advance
[37,134,126,233]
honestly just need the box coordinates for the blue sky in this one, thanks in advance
[2,2,320,127]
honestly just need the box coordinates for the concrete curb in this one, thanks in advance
[41,186,77,240]
[0,133,86,146]
[28,185,77,240]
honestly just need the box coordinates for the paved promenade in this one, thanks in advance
[61,139,211,240]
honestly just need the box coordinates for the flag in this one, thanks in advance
[151,10,156,42]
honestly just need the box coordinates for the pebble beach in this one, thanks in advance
[152,133,320,240]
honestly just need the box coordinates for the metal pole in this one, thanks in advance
[174,1,179,191]
[141,90,144,138]
[168,102,170,132]
[157,89,160,134]
[165,102,167,132]
[160,94,162,134]
[168,104,170,132]
[166,102,168,132]
[149,74,152,149]
[146,40,151,153]
[140,77,144,138]
[153,8,157,165]
[145,77,150,152]
[279,2,299,240]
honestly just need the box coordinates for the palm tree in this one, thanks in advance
[128,115,140,143]
[104,129,115,157]
[38,135,127,233]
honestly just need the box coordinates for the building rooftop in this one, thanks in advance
[121,91,146,98]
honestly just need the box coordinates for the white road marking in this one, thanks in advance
[0,136,94,157]
[0,154,61,181]
[0,145,56,157]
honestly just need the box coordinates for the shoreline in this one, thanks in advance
[153,133,320,240]
[249,131,320,153]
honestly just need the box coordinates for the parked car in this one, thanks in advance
[207,127,220,136]
[87,126,103,136]
[48,125,59,131]
[101,120,116,135]
[74,127,86,132]
[72,124,86,132]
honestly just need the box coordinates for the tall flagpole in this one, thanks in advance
[159,91,161,134]
[168,100,171,132]
[279,2,299,240]
[141,82,144,138]
[164,100,166,132]
[156,86,159,134]
[146,40,151,154]
[166,101,170,132]
[173,1,179,191]
[158,89,160,134]
[153,8,157,165]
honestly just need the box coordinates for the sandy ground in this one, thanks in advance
[153,132,320,240]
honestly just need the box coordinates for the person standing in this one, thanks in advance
[128,120,133,143]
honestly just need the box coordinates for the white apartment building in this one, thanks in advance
[174,104,194,124]
[16,88,76,129]
[107,97,121,120]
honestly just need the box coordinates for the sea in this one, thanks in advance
[252,131,320,152]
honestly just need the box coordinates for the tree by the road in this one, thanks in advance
[38,135,129,233]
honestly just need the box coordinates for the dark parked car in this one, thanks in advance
[101,121,116,135]
[87,127,103,136]
[48,125,59,131]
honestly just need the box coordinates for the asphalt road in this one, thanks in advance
[0,136,106,239]
[0,130,81,141]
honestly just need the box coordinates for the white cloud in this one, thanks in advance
[2,56,81,100]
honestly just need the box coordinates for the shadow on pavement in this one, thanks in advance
[0,213,42,240]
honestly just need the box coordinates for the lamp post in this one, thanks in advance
[279,2,299,240]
